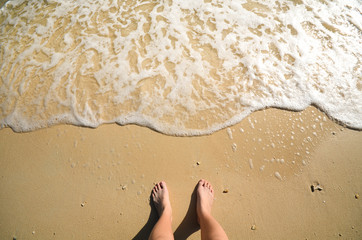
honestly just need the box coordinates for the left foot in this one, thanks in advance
[152,181,172,217]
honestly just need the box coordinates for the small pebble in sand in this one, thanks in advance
[81,202,86,207]
[32,231,35,235]
[121,185,127,190]
[311,183,323,192]
[355,193,359,199]
[196,161,201,165]
[223,189,229,193]
[251,225,256,230]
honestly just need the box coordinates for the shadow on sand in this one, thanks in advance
[133,185,200,240]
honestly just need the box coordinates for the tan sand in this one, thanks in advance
[0,106,361,239]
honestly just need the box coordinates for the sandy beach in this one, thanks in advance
[0,106,361,239]
[1,1,361,239]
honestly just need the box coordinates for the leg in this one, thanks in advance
[149,181,174,240]
[197,179,228,240]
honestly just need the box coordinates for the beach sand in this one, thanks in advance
[0,106,361,239]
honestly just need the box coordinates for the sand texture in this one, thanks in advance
[0,106,361,239]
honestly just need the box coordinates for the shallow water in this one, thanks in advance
[0,0,361,135]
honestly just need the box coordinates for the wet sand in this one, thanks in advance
[0,106,361,239]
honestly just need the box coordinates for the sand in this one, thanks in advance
[0,106,361,239]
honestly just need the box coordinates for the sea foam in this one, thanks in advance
[0,0,361,135]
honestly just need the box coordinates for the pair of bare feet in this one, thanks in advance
[152,179,214,223]
[150,179,228,240]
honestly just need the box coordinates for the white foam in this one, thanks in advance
[0,0,361,134]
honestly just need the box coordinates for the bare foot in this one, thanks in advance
[196,179,214,224]
[152,181,172,218]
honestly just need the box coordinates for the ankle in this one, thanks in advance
[160,205,172,216]
[198,211,212,223]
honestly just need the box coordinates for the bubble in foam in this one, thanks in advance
[249,159,254,169]
[231,143,237,152]
[274,172,282,181]
[227,128,233,140]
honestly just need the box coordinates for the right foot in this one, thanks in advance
[152,181,172,218]
[196,179,214,224]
